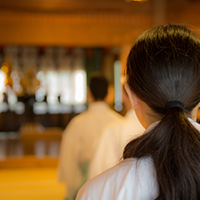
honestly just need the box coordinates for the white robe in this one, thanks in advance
[88,109,145,179]
[76,118,200,200]
[57,102,123,200]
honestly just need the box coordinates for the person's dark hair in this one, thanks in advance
[123,24,200,200]
[89,74,108,101]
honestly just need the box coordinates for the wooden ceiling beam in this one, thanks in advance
[0,11,152,46]
[0,0,151,13]
[1,0,200,46]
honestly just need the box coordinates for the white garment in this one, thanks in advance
[88,109,145,179]
[57,102,123,200]
[76,118,200,200]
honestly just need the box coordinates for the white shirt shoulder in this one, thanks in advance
[77,157,158,200]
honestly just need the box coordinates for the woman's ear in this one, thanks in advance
[125,83,140,109]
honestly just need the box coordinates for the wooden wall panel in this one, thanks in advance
[1,0,200,46]
[0,11,152,46]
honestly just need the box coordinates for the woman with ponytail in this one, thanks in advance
[76,24,200,200]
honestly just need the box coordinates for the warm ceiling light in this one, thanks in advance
[125,0,148,2]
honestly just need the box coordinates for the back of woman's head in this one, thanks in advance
[127,24,200,113]
[124,24,200,200]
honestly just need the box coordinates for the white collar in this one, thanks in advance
[125,109,136,119]
[88,101,109,111]
[144,118,200,134]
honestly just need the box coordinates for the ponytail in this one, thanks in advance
[123,107,200,200]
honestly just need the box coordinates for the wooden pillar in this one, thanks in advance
[153,0,167,26]
[119,45,132,74]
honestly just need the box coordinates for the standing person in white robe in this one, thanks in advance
[88,88,145,179]
[76,24,200,200]
[57,74,123,200]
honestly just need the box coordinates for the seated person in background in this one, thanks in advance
[57,73,123,200]
[76,24,200,200]
[88,85,145,179]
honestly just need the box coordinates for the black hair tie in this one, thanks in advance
[165,100,185,111]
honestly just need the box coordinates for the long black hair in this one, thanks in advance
[123,24,200,200]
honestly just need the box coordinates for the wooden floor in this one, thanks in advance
[0,167,65,200]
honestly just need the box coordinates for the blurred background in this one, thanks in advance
[0,0,200,199]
